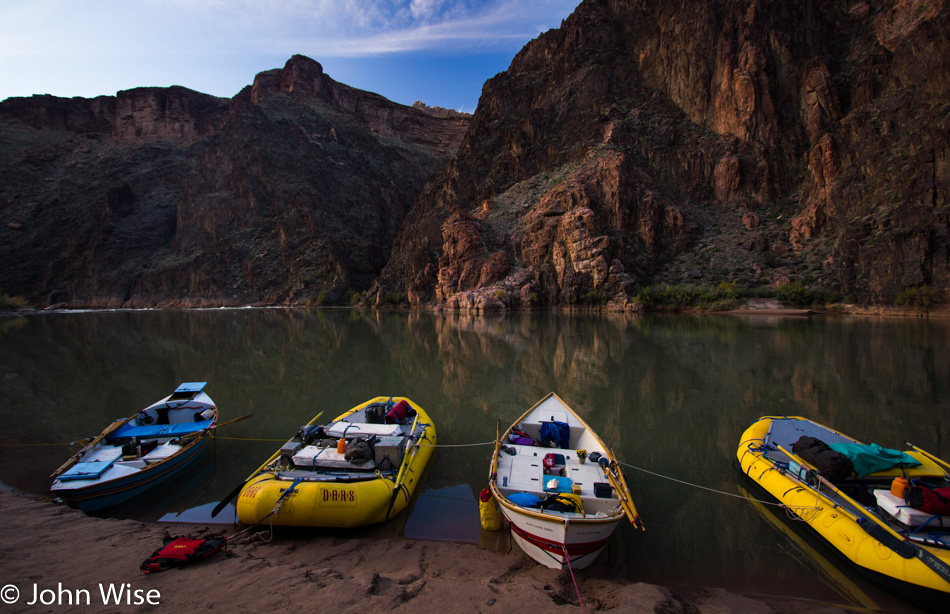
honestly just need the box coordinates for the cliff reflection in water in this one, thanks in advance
[0,309,946,606]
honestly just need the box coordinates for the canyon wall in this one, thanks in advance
[373,0,950,309]
[0,55,468,307]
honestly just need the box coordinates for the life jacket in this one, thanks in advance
[908,484,950,515]
[541,493,584,515]
[140,535,226,574]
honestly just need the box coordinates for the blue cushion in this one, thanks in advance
[508,492,542,508]
[59,461,115,482]
[107,419,213,441]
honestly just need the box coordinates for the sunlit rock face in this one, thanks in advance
[375,0,950,308]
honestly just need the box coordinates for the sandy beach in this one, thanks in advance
[0,489,848,614]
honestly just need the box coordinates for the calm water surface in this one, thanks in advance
[1,309,948,611]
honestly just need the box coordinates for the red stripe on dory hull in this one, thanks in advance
[508,522,608,558]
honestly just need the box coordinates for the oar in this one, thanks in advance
[50,415,132,478]
[777,444,950,584]
[606,448,645,531]
[906,441,950,474]
[385,411,422,519]
[210,411,321,519]
[490,419,501,480]
[179,413,253,440]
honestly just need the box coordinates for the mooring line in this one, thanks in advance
[616,460,813,510]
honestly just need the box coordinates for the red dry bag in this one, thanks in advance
[385,400,410,424]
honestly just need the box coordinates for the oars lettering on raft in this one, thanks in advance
[210,412,321,519]
[776,443,950,585]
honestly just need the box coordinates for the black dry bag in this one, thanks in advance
[790,436,854,482]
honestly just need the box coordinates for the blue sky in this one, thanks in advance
[0,0,582,112]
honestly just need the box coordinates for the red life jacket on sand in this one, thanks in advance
[140,536,227,574]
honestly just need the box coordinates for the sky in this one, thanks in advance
[0,0,582,113]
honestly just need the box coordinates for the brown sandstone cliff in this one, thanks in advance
[373,0,950,310]
[0,55,469,307]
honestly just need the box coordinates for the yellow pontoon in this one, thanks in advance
[737,416,950,611]
[235,397,436,528]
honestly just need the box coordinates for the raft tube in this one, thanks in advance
[236,397,436,528]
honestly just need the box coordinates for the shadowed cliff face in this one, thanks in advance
[0,55,469,307]
[374,0,950,309]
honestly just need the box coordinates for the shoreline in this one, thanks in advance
[0,489,843,613]
[1,303,947,319]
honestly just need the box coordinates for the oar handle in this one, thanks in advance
[607,449,644,531]
[906,442,950,473]
[180,413,253,440]
[490,419,502,480]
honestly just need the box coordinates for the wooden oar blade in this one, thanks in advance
[211,482,245,518]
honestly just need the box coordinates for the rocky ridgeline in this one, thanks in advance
[2,1,948,311]
[0,55,468,307]
[372,0,950,311]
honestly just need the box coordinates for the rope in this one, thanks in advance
[210,436,291,442]
[0,442,78,447]
[562,545,587,614]
[418,440,495,448]
[617,460,814,511]
[227,477,304,543]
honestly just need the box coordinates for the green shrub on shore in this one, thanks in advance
[0,291,29,309]
[634,282,741,309]
[897,285,939,310]
[634,281,839,310]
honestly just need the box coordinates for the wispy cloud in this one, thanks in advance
[0,0,580,103]
[150,0,578,57]
[0,0,578,60]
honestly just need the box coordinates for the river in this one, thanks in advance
[1,308,947,610]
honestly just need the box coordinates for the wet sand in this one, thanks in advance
[0,490,850,613]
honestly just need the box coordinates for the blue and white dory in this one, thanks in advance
[50,382,217,512]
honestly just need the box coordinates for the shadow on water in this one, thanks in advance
[1,308,947,609]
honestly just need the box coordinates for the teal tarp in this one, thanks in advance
[829,442,921,477]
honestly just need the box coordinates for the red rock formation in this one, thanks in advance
[375,0,950,308]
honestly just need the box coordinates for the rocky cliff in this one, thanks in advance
[373,0,950,310]
[0,55,469,307]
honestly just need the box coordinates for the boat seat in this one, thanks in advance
[874,489,950,527]
[504,456,544,491]
[142,443,181,461]
[565,462,607,497]
[292,445,375,470]
[81,446,125,464]
[326,422,402,439]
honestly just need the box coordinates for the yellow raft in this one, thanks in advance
[236,397,436,528]
[737,416,950,609]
